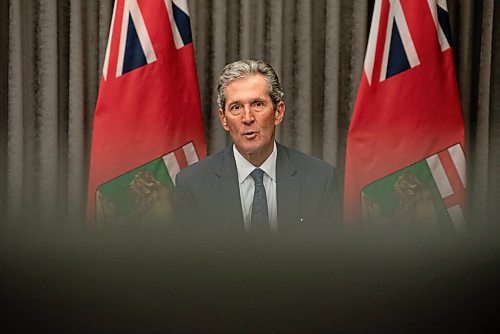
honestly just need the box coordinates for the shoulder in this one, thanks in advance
[278,143,335,176]
[176,149,225,181]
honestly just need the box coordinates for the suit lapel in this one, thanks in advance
[215,146,244,229]
[276,144,300,227]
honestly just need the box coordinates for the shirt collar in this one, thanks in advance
[233,142,277,183]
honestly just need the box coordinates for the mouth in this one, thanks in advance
[242,131,258,139]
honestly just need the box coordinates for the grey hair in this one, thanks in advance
[216,59,284,110]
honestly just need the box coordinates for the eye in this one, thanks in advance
[229,104,240,112]
[253,101,264,109]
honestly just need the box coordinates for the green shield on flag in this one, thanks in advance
[361,160,452,227]
[95,157,174,224]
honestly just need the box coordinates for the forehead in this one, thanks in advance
[225,74,270,101]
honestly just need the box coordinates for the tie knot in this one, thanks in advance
[250,168,264,185]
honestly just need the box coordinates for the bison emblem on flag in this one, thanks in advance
[361,143,466,231]
[95,142,200,224]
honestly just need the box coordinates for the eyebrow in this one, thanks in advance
[227,101,240,108]
[227,97,268,105]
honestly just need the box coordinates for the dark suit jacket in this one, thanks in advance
[173,143,339,231]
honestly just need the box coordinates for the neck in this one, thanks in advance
[236,141,275,167]
[244,152,270,167]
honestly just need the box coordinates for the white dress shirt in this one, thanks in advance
[233,142,278,231]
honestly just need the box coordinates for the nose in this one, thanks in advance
[241,106,254,124]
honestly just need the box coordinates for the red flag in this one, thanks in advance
[87,0,206,224]
[344,0,466,230]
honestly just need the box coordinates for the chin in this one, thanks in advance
[242,147,263,154]
[237,144,264,155]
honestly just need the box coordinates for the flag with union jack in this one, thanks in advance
[87,0,206,224]
[344,0,466,231]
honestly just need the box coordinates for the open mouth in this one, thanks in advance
[243,131,257,139]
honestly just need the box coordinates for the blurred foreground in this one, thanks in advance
[1,222,500,333]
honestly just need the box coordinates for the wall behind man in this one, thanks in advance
[0,0,498,226]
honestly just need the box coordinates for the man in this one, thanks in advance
[173,60,338,231]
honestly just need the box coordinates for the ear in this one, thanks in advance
[219,109,229,131]
[274,101,285,126]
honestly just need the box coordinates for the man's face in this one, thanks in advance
[219,74,285,166]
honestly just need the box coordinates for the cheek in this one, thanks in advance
[260,115,276,132]
[227,121,240,134]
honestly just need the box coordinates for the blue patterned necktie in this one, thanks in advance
[250,168,269,226]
